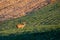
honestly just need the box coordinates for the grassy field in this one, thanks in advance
[0,0,60,40]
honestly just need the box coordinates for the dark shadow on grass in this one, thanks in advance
[0,29,60,40]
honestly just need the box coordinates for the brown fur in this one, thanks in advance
[16,22,26,29]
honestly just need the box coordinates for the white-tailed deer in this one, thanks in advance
[16,22,26,29]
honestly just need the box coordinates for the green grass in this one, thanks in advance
[0,1,60,40]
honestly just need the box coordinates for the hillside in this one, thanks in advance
[0,0,49,21]
[0,0,60,40]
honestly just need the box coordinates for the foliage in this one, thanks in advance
[0,1,60,40]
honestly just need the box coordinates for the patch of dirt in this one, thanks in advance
[0,0,52,21]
